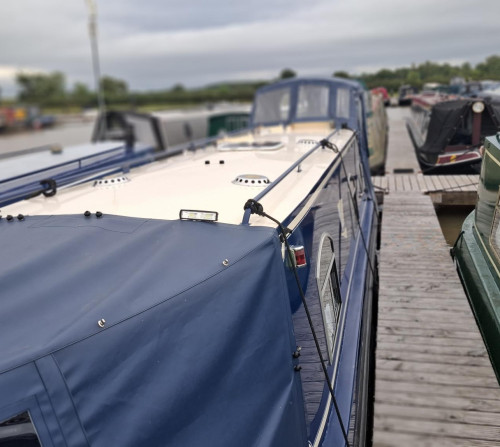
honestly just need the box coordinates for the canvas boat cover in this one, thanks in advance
[420,98,500,155]
[0,214,307,446]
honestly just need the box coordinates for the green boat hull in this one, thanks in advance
[454,213,500,383]
[453,134,500,383]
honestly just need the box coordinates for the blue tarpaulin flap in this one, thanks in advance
[0,215,307,446]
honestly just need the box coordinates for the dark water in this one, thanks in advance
[435,205,474,247]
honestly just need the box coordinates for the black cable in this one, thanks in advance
[326,140,378,287]
[243,199,351,447]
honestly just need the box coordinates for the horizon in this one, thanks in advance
[0,0,498,98]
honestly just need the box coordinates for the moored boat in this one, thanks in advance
[407,96,500,174]
[93,103,251,151]
[452,133,500,383]
[397,84,418,106]
[367,89,389,175]
[0,77,377,446]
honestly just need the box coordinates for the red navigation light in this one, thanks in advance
[291,245,307,268]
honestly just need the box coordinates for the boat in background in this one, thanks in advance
[0,77,378,446]
[407,96,500,174]
[397,84,418,106]
[0,104,251,207]
[93,103,251,152]
[407,90,453,148]
[371,87,390,107]
[367,89,389,175]
[452,133,500,383]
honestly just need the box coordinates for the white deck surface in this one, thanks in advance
[2,129,353,227]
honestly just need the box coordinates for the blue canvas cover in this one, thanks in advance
[0,215,307,446]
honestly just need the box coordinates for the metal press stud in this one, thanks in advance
[98,319,106,328]
[222,259,229,267]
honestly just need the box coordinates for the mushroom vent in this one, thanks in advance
[93,176,130,188]
[233,174,271,186]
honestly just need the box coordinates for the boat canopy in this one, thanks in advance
[420,98,500,155]
[251,77,365,131]
[0,215,307,446]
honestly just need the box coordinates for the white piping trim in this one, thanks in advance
[312,199,368,447]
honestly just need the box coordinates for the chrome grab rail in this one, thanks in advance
[241,129,339,224]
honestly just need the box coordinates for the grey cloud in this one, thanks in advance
[0,0,498,97]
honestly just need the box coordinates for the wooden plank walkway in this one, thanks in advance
[372,106,500,446]
[373,191,500,446]
[372,174,479,194]
[372,174,479,205]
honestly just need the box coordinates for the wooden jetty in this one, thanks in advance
[372,108,500,446]
[371,173,478,206]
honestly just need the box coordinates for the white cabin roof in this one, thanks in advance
[3,128,354,228]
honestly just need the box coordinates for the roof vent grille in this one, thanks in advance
[93,176,130,188]
[232,174,271,186]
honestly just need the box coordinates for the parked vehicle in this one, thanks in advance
[0,77,378,446]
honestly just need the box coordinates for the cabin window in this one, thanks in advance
[296,85,329,119]
[490,191,500,260]
[253,87,291,124]
[317,234,342,364]
[336,88,351,119]
[0,411,42,446]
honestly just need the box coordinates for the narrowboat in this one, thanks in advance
[0,77,377,446]
[407,96,500,174]
[397,84,418,106]
[93,103,251,151]
[452,133,500,383]
[366,89,389,175]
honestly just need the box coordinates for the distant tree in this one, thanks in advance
[406,70,421,87]
[476,55,500,80]
[16,71,66,105]
[71,82,93,107]
[333,71,350,79]
[100,75,128,97]
[171,83,185,93]
[280,68,296,79]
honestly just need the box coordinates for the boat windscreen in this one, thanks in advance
[253,87,291,124]
[296,84,329,119]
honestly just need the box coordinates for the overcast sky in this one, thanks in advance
[0,0,498,97]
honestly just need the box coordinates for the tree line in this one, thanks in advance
[339,55,500,93]
[11,55,500,109]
